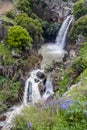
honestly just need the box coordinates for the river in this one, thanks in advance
[0,15,73,130]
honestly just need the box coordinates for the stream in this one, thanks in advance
[0,15,73,130]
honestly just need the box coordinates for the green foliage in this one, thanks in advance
[17,0,32,16]
[0,24,8,40]
[8,25,32,50]
[73,0,87,20]
[72,42,87,73]
[60,102,87,130]
[42,21,60,40]
[15,13,43,49]
[0,43,15,65]
[14,101,87,130]
[59,74,70,95]
[14,106,57,130]
[6,10,15,19]
[0,75,21,113]
[69,15,87,42]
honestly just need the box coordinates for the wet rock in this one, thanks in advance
[69,50,76,59]
[36,71,45,79]
[64,60,73,69]
[38,82,46,95]
[76,34,85,44]
[34,78,40,83]
[45,95,54,105]
[12,50,20,59]
[53,85,59,92]
[0,115,7,121]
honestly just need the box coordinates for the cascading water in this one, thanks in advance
[2,69,42,130]
[55,15,73,49]
[23,69,42,105]
[39,15,73,68]
[0,15,73,130]
[43,75,54,100]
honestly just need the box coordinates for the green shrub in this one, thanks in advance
[6,10,15,19]
[42,21,60,40]
[8,26,32,50]
[69,15,87,43]
[17,0,32,16]
[59,74,71,95]
[0,75,21,113]
[73,0,87,20]
[72,42,87,73]
[15,13,43,49]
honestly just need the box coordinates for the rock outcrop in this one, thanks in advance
[44,0,72,22]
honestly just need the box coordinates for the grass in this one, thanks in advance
[63,69,87,102]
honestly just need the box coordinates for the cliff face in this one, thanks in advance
[44,0,73,22]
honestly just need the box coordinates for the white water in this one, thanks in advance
[2,69,42,130]
[40,15,73,68]
[56,15,73,48]
[43,75,54,100]
[0,15,73,130]
[23,69,42,105]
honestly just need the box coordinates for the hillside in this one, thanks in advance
[0,0,87,130]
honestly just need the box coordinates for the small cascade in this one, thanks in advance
[23,69,42,105]
[43,75,54,100]
[2,70,42,130]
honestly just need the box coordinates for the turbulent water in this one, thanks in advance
[40,15,73,68]
[0,15,73,130]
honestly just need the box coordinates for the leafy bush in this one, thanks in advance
[15,13,43,49]
[6,10,15,19]
[8,26,32,50]
[69,15,87,42]
[59,74,71,95]
[17,0,32,16]
[42,21,60,40]
[72,42,87,73]
[0,75,21,113]
[73,0,87,20]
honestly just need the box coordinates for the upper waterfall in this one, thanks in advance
[39,15,73,68]
[55,15,73,49]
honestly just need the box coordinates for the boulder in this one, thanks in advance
[38,82,46,95]
[36,71,45,79]
[53,85,59,92]
[34,78,40,83]
[12,50,20,58]
[0,115,7,121]
[69,50,76,59]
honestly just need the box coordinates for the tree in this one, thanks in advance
[73,0,87,20]
[69,15,87,43]
[17,0,32,16]
[8,26,32,50]
[15,13,43,50]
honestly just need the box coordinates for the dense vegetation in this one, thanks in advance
[13,0,87,129]
[73,0,87,20]
[69,0,87,43]
[0,0,87,130]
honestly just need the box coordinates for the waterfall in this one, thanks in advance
[23,69,41,105]
[1,15,73,130]
[55,15,73,49]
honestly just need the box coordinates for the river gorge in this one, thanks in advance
[0,14,73,130]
